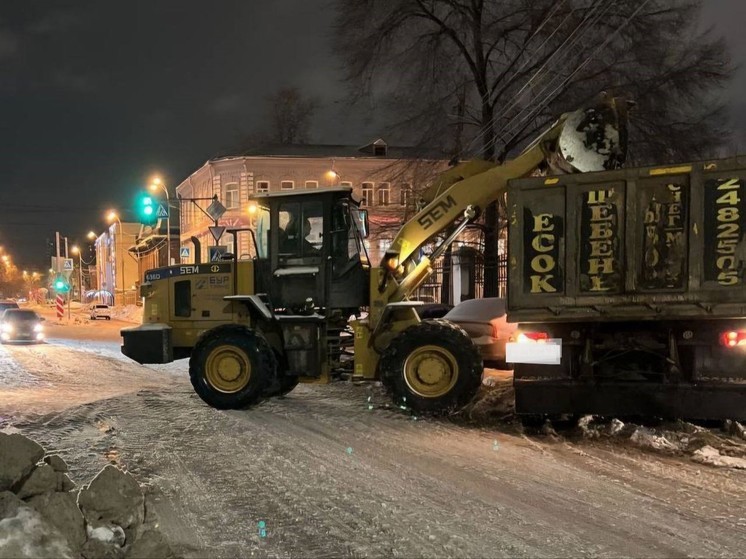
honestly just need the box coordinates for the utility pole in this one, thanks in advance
[55,232,63,322]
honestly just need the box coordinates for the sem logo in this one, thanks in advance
[180,266,199,275]
[417,195,457,230]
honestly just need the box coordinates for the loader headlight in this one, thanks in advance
[33,323,43,333]
[1,324,13,334]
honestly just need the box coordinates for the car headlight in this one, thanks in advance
[1,324,13,334]
[33,324,43,333]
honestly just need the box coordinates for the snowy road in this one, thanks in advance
[1,318,745,558]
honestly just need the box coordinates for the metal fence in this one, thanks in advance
[413,242,507,305]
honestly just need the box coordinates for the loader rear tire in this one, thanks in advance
[379,319,483,415]
[189,325,276,410]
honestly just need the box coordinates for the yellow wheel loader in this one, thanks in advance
[121,94,630,414]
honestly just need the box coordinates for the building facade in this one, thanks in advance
[174,141,448,266]
[94,222,141,306]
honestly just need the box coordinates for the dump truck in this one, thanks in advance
[121,94,630,415]
[506,156,746,421]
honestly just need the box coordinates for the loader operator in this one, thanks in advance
[281,215,319,256]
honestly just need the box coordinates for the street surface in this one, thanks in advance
[1,308,745,558]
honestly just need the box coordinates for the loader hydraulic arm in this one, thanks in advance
[376,94,630,306]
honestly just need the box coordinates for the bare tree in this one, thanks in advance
[333,0,732,296]
[266,86,319,145]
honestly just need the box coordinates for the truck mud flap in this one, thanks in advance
[121,324,173,364]
[515,380,746,422]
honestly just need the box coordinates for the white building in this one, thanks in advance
[174,140,448,265]
[94,222,141,306]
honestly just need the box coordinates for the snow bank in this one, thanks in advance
[0,433,175,558]
[112,305,144,324]
[575,416,746,469]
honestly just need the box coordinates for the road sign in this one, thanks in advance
[209,226,226,243]
[63,258,74,271]
[206,199,227,221]
[156,203,169,218]
[55,295,64,319]
[209,246,228,262]
[180,247,190,259]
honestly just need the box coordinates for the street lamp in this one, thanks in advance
[326,169,341,186]
[149,176,172,266]
[107,211,125,307]
[71,246,84,303]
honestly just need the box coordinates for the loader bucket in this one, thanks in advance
[557,94,631,173]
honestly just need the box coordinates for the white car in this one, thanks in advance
[90,304,112,320]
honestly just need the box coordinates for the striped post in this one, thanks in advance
[56,295,64,319]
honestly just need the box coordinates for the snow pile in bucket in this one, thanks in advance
[0,432,175,558]
[112,305,143,324]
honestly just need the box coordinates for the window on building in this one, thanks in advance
[256,181,270,193]
[281,180,294,190]
[223,183,239,209]
[305,180,318,189]
[340,181,352,187]
[174,280,192,318]
[400,184,412,207]
[361,182,374,207]
[377,182,390,206]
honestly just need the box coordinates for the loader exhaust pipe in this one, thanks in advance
[191,236,201,264]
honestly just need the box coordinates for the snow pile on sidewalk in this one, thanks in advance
[112,305,143,324]
[0,432,176,558]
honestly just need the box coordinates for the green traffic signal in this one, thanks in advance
[53,278,69,292]
[137,193,157,225]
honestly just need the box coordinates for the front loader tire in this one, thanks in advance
[189,325,277,410]
[379,319,483,415]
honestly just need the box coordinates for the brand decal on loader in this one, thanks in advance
[417,195,457,230]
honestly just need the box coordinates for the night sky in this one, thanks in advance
[0,0,744,270]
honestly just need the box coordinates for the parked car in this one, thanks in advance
[416,302,453,320]
[443,297,517,369]
[0,309,45,343]
[0,300,19,313]
[90,304,112,320]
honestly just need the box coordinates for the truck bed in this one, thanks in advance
[507,155,746,323]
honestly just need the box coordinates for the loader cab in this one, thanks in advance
[250,187,370,315]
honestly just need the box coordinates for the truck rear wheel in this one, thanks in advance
[379,319,483,414]
[189,325,276,410]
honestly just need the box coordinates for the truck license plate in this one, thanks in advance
[506,340,562,365]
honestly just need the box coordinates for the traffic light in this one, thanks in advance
[53,276,69,293]
[137,192,157,226]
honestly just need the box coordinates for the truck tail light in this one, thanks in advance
[516,331,549,344]
[720,330,746,348]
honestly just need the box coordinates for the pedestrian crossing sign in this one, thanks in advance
[180,247,190,259]
[157,204,169,218]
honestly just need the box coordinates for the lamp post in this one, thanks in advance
[70,246,84,303]
[149,177,171,266]
[107,211,125,307]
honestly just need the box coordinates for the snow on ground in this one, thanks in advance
[1,329,745,557]
[0,506,74,559]
[111,305,143,324]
